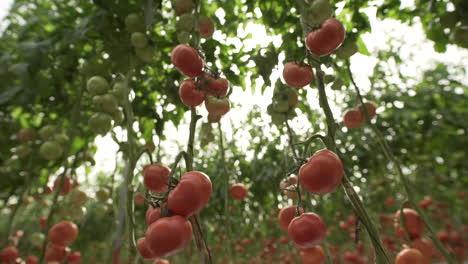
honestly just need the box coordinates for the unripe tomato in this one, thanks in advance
[87,76,109,96]
[143,163,171,193]
[178,79,206,107]
[205,96,230,116]
[137,237,157,259]
[167,171,212,217]
[131,32,148,48]
[393,208,425,239]
[93,94,118,113]
[288,213,326,248]
[299,245,326,264]
[67,251,81,263]
[174,0,194,15]
[207,113,222,123]
[136,45,155,63]
[145,216,192,257]
[45,244,67,262]
[88,112,113,135]
[125,13,145,33]
[29,232,45,247]
[335,38,358,59]
[283,62,314,88]
[303,0,333,25]
[40,141,63,160]
[176,14,195,32]
[53,176,72,195]
[358,101,377,120]
[17,127,36,143]
[306,18,345,56]
[39,125,57,140]
[395,248,427,264]
[171,44,203,77]
[112,108,124,126]
[299,149,343,195]
[0,246,19,263]
[146,207,161,226]
[343,109,364,129]
[199,17,215,39]
[69,189,88,206]
[25,256,39,264]
[112,81,128,103]
[229,183,248,200]
[278,205,304,232]
[96,188,110,202]
[48,221,79,246]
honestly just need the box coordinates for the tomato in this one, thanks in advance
[48,221,79,246]
[136,45,155,63]
[146,207,161,226]
[145,216,192,257]
[171,44,204,77]
[343,109,364,129]
[93,94,118,113]
[411,237,435,262]
[45,244,67,262]
[177,14,195,32]
[358,101,377,120]
[199,17,215,39]
[174,0,194,15]
[40,141,64,160]
[299,245,325,264]
[86,76,109,96]
[96,188,110,202]
[205,96,230,116]
[143,163,171,193]
[207,113,222,123]
[167,171,212,217]
[69,189,88,206]
[282,62,314,88]
[39,216,47,229]
[279,236,288,244]
[88,112,113,135]
[17,127,36,143]
[278,205,304,232]
[53,176,72,195]
[384,196,395,206]
[25,256,39,264]
[39,125,57,140]
[0,246,19,263]
[299,149,343,195]
[437,230,449,243]
[395,248,427,264]
[154,259,171,264]
[137,237,157,259]
[131,32,148,48]
[306,18,345,56]
[67,251,81,263]
[288,213,327,248]
[393,208,425,239]
[229,183,248,200]
[199,73,229,96]
[418,197,433,210]
[134,192,146,205]
[125,13,145,33]
[178,79,206,107]
[29,232,45,247]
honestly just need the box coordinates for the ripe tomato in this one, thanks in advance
[146,207,161,226]
[171,44,203,77]
[393,208,425,239]
[205,96,230,116]
[418,197,433,210]
[282,62,314,88]
[288,213,327,248]
[299,245,326,264]
[143,163,171,194]
[411,237,435,262]
[395,248,427,264]
[167,171,212,217]
[358,101,377,120]
[229,183,248,200]
[67,251,81,263]
[437,230,449,243]
[199,74,229,96]
[45,244,67,262]
[178,79,206,107]
[39,216,47,229]
[207,113,222,123]
[280,174,298,199]
[278,205,304,232]
[48,221,79,246]
[343,109,364,129]
[53,176,72,195]
[134,192,146,205]
[299,149,343,195]
[306,18,345,56]
[137,237,157,259]
[0,246,19,263]
[199,17,215,39]
[25,256,39,264]
[145,216,192,257]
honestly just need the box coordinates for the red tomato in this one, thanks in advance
[143,163,171,193]
[393,209,425,239]
[39,216,47,229]
[411,237,435,262]
[230,183,248,200]
[343,109,364,129]
[134,192,146,205]
[279,236,289,244]
[395,248,427,264]
[25,256,39,264]
[137,237,157,259]
[384,196,395,207]
[145,216,192,257]
[282,62,314,88]
[299,149,344,195]
[418,197,433,210]
[278,205,304,232]
[358,101,377,120]
[146,207,161,226]
[198,74,229,96]
[288,213,327,248]
[299,245,325,264]
[45,244,67,262]
[171,44,203,77]
[437,230,449,243]
[48,221,79,246]
[67,251,81,263]
[53,176,72,195]
[178,79,206,107]
[306,18,345,56]
[0,246,19,263]
[199,17,215,39]
[167,171,212,217]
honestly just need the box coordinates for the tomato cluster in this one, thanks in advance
[342,101,377,129]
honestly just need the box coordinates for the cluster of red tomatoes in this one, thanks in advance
[136,163,212,262]
[342,101,377,129]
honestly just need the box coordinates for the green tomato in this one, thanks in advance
[125,13,145,33]
[177,31,192,44]
[68,206,86,220]
[95,203,110,216]
[174,0,194,15]
[335,39,358,59]
[285,89,298,108]
[177,14,195,32]
[271,113,287,125]
[96,188,110,202]
[88,112,113,135]
[39,141,63,160]
[267,104,274,115]
[87,76,109,96]
[53,133,69,145]
[29,232,45,247]
[69,189,88,206]
[39,125,57,140]
[112,82,128,103]
[272,100,290,113]
[303,0,333,25]
[135,45,155,63]
[15,144,32,159]
[287,108,297,120]
[93,94,118,113]
[131,32,148,48]
[112,108,125,126]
